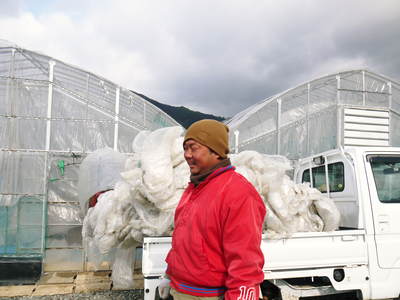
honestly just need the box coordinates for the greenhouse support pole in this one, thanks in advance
[42,60,56,255]
[113,87,120,151]
[7,49,16,147]
[83,74,90,153]
[83,74,90,268]
[45,61,56,150]
[5,48,15,99]
[234,130,239,154]
[143,101,146,127]
[306,83,310,155]
[10,48,16,77]
[336,75,343,148]
[362,70,366,106]
[388,82,392,145]
[276,98,282,155]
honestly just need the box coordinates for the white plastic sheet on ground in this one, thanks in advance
[80,126,341,286]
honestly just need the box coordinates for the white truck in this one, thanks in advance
[142,146,400,300]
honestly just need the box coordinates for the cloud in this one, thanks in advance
[0,0,23,16]
[0,0,400,117]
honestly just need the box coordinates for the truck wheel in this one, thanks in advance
[260,280,282,300]
[155,287,161,300]
[155,287,174,300]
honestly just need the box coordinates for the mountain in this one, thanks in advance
[132,91,226,129]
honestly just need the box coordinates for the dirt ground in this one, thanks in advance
[0,289,143,300]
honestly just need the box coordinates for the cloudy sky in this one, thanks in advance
[0,0,399,117]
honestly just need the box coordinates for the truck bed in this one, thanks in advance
[142,229,368,277]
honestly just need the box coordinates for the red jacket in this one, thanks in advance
[166,166,266,300]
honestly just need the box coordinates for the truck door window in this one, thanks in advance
[302,162,345,193]
[369,156,400,203]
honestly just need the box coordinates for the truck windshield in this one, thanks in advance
[370,156,400,203]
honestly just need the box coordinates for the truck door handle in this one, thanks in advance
[378,215,389,223]
[377,215,390,232]
[341,235,357,241]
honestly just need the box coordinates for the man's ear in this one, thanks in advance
[210,149,222,160]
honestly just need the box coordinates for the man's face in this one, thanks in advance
[183,139,221,175]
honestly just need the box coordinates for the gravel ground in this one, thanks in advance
[0,290,144,300]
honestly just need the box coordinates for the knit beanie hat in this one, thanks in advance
[184,119,229,158]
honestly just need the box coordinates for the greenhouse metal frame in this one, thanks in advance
[0,40,179,272]
[227,69,400,159]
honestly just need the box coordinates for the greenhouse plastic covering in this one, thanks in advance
[0,40,179,270]
[227,69,400,159]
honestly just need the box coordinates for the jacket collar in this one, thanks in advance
[189,164,235,190]
[190,158,231,186]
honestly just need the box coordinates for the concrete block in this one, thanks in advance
[75,271,111,283]
[75,281,112,293]
[85,261,111,271]
[0,285,35,297]
[32,283,75,296]
[133,273,144,289]
[38,271,76,284]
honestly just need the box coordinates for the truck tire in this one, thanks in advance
[155,287,174,300]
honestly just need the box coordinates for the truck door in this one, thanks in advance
[365,155,400,269]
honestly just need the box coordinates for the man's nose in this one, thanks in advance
[184,149,192,159]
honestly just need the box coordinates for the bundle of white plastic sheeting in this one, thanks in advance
[231,151,340,237]
[83,182,138,253]
[131,130,150,153]
[81,127,186,251]
[81,127,340,253]
[111,247,135,289]
[79,148,139,289]
[78,147,127,214]
[80,126,341,287]
[140,127,184,205]
[80,128,187,288]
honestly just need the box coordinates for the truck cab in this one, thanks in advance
[290,147,400,299]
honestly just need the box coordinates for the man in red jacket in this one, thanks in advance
[163,119,266,300]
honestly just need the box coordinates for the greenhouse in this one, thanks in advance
[0,40,179,280]
[227,69,400,159]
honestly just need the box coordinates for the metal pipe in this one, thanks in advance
[276,98,282,155]
[45,61,56,150]
[6,49,16,148]
[0,192,44,196]
[10,49,16,78]
[307,83,310,155]
[324,156,330,197]
[389,82,392,146]
[336,75,340,104]
[42,60,56,256]
[83,74,90,153]
[4,206,9,254]
[78,73,88,268]
[362,70,366,106]
[143,101,146,127]
[234,130,239,154]
[114,87,120,151]
[336,75,343,148]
